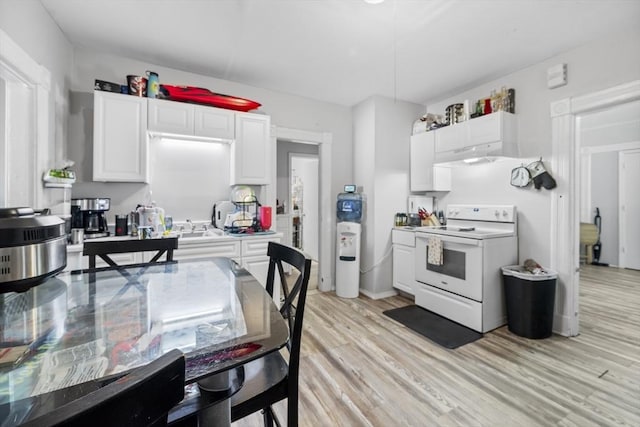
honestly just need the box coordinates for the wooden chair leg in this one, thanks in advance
[586,244,593,264]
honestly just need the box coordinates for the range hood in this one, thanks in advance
[434,140,519,165]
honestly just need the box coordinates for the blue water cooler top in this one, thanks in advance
[336,190,362,223]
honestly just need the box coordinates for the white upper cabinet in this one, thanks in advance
[231,113,271,185]
[467,111,517,147]
[93,91,148,182]
[193,104,235,140]
[147,98,194,135]
[435,121,467,153]
[410,131,451,192]
[148,98,234,140]
[93,93,270,184]
[434,111,517,158]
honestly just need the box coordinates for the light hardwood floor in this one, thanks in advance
[234,265,640,426]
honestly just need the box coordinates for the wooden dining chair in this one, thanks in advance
[22,349,185,427]
[230,241,312,427]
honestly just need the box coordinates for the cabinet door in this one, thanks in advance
[93,91,148,182]
[432,165,452,191]
[410,132,451,191]
[242,256,281,304]
[410,132,435,192]
[147,98,194,135]
[276,215,293,247]
[194,105,235,140]
[466,111,517,150]
[467,111,501,145]
[392,244,415,295]
[231,113,271,185]
[435,122,467,152]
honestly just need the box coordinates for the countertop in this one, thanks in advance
[67,230,283,253]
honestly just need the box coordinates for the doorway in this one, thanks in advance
[275,133,327,292]
[290,153,319,261]
[619,149,640,270]
[551,79,640,336]
[580,140,640,268]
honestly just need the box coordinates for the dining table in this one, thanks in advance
[0,257,289,426]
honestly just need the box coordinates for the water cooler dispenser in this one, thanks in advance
[336,185,362,298]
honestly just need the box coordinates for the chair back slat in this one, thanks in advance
[264,242,311,383]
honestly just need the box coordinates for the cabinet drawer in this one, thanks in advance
[415,282,482,332]
[392,229,415,246]
[174,240,241,260]
[241,238,280,257]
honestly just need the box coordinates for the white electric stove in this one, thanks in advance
[414,205,518,333]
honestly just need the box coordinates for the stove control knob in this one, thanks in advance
[494,210,500,218]
[502,210,509,218]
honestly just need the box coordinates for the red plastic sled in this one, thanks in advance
[159,85,261,112]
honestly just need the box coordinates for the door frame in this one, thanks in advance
[273,127,332,292]
[0,29,51,209]
[550,79,640,336]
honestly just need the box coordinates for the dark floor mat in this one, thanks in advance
[383,305,482,349]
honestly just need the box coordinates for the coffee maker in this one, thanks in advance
[71,198,111,239]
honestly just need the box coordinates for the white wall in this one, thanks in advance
[425,26,640,267]
[354,96,424,297]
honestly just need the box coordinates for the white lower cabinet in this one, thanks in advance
[178,235,282,303]
[68,235,282,302]
[392,229,416,295]
[65,249,142,271]
[239,238,282,302]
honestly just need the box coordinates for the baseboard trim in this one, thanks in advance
[360,289,398,300]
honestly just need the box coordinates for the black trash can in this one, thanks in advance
[501,265,558,339]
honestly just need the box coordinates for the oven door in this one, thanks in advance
[415,233,483,301]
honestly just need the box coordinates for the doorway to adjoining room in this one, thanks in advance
[276,141,320,290]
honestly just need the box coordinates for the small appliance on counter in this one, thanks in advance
[71,198,110,239]
[212,201,235,230]
[0,207,67,293]
[134,205,166,237]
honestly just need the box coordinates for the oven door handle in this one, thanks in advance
[416,234,481,246]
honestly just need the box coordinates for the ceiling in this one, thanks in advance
[40,0,640,107]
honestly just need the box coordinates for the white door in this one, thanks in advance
[290,154,319,261]
[619,149,640,270]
